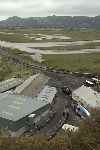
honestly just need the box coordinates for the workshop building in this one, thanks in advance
[0,85,57,136]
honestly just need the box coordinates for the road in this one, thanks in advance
[0,40,100,62]
[1,40,100,50]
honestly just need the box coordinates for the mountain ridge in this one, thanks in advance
[1,15,100,28]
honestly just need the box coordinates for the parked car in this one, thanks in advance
[84,80,94,87]
[71,102,90,118]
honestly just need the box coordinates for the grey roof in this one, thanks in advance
[0,78,23,93]
[72,85,100,108]
[0,93,49,121]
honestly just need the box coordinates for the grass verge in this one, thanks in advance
[43,53,100,73]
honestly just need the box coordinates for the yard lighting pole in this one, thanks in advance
[97,75,100,92]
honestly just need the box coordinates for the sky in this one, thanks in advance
[0,0,100,20]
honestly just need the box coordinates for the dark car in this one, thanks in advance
[61,86,72,96]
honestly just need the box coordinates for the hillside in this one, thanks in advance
[0,47,34,81]
[1,16,100,28]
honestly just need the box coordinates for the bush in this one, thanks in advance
[0,109,100,150]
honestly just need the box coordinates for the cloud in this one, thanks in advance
[0,0,100,19]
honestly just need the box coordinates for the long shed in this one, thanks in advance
[0,78,23,93]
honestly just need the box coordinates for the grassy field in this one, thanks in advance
[43,53,100,73]
[0,28,70,43]
[0,47,34,81]
[0,28,100,75]
[0,28,100,42]
[63,29,100,41]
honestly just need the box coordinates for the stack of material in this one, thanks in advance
[62,124,78,132]
[37,86,57,104]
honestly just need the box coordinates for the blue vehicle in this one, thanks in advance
[76,104,90,118]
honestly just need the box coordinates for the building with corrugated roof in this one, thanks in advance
[0,84,57,136]
[0,74,57,136]
[0,78,23,93]
[0,93,52,133]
